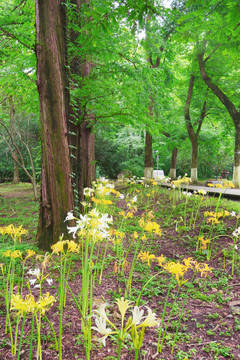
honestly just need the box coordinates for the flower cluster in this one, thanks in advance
[109,229,125,245]
[204,210,229,224]
[0,224,28,243]
[198,236,210,250]
[138,253,212,286]
[66,208,113,242]
[172,174,191,188]
[91,297,158,348]
[51,239,80,255]
[11,292,55,316]
[3,249,35,262]
[232,227,240,237]
[138,218,162,236]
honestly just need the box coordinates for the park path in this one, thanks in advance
[161,183,240,200]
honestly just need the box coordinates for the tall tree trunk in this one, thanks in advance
[9,96,20,184]
[144,130,153,178]
[184,74,207,183]
[68,0,96,211]
[190,135,198,183]
[169,147,178,179]
[35,0,74,250]
[233,123,240,186]
[198,47,240,187]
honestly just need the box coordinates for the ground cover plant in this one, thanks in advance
[1,179,240,360]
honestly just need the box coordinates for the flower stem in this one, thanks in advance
[17,314,26,360]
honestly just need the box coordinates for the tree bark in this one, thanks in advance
[198,47,240,187]
[35,0,74,250]
[169,147,178,179]
[184,74,207,183]
[68,0,96,210]
[9,97,20,184]
[144,130,153,178]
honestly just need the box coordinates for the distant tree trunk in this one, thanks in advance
[9,97,20,184]
[198,47,240,187]
[169,147,178,179]
[35,0,74,250]
[184,74,207,183]
[144,130,153,178]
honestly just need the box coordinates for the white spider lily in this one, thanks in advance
[27,268,41,278]
[232,227,240,237]
[83,187,94,197]
[29,278,37,286]
[139,307,158,327]
[67,225,79,238]
[91,317,113,346]
[93,303,109,320]
[46,278,53,285]
[131,306,145,325]
[64,211,76,222]
[89,208,100,218]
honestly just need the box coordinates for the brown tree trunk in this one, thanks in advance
[144,130,153,178]
[184,74,207,183]
[169,147,178,179]
[9,97,20,184]
[35,0,74,250]
[68,0,96,210]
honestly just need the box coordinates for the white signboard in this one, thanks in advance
[153,170,164,179]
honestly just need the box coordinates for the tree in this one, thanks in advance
[35,0,74,250]
[184,74,208,183]
[174,0,240,184]
[197,44,240,186]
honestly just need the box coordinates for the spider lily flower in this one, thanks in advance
[232,227,240,237]
[116,297,132,322]
[139,307,158,327]
[0,224,28,243]
[83,187,94,197]
[27,268,41,278]
[29,278,37,286]
[156,254,166,266]
[64,211,76,221]
[51,239,80,255]
[131,306,145,325]
[67,225,79,238]
[138,251,156,266]
[93,303,109,321]
[46,278,53,286]
[11,292,56,316]
[3,249,23,260]
[91,317,114,346]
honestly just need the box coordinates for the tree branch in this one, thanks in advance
[118,52,137,69]
[0,26,34,50]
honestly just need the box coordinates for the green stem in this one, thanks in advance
[14,314,21,354]
[136,270,163,306]
[171,277,194,353]
[66,282,86,325]
[158,283,181,354]
[117,338,123,360]
[44,314,58,351]
[29,315,34,360]
[157,276,173,353]
[17,314,26,360]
